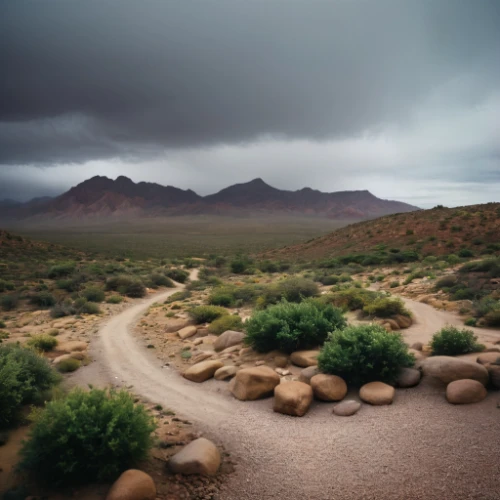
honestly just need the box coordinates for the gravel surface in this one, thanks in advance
[81,275,500,500]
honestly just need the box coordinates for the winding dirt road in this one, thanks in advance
[84,276,500,500]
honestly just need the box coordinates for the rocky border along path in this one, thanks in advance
[86,273,500,500]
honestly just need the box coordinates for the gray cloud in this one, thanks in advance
[1,1,499,206]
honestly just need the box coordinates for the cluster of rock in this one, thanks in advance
[105,437,222,499]
[421,354,499,404]
[376,314,413,332]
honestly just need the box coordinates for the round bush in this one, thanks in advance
[208,314,243,335]
[82,286,105,303]
[27,334,58,352]
[29,292,56,308]
[362,296,410,318]
[245,299,346,353]
[57,358,81,373]
[430,326,484,356]
[165,268,189,283]
[317,324,415,385]
[189,305,228,324]
[0,344,60,428]
[19,388,156,485]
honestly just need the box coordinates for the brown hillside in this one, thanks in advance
[265,203,500,261]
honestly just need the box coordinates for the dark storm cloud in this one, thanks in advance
[2,0,499,165]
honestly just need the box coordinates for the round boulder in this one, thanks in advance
[214,365,239,381]
[446,379,487,404]
[421,356,489,386]
[310,374,347,402]
[168,437,221,476]
[395,367,421,388]
[183,360,224,383]
[333,400,361,417]
[394,314,412,329]
[106,469,156,500]
[359,382,395,405]
[487,365,500,389]
[213,330,245,352]
[298,366,319,384]
[477,353,500,366]
[178,325,197,340]
[229,366,280,400]
[290,350,320,368]
[273,381,313,417]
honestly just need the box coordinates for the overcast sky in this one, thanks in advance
[1,1,499,207]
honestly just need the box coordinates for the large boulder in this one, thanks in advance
[290,350,320,368]
[168,438,221,476]
[178,325,197,340]
[421,356,489,385]
[394,314,412,329]
[477,353,500,365]
[487,365,500,389]
[183,360,224,383]
[229,366,280,400]
[214,365,239,380]
[298,366,319,384]
[213,330,245,352]
[333,400,361,417]
[310,374,347,402]
[106,469,156,500]
[359,382,395,405]
[273,381,313,417]
[395,367,421,388]
[446,379,487,404]
[165,318,192,333]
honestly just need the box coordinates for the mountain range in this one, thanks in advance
[1,176,419,220]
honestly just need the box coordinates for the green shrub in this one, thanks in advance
[1,294,19,311]
[149,273,174,288]
[327,288,381,311]
[363,297,410,318]
[50,301,74,318]
[27,334,58,352]
[165,268,189,283]
[208,314,244,335]
[389,281,400,288]
[19,388,156,485]
[245,299,346,353]
[208,284,262,307]
[484,309,500,327]
[165,290,191,303]
[257,260,279,273]
[0,344,60,428]
[435,275,457,290]
[260,277,319,307]
[317,324,415,385]
[29,292,56,308]
[47,262,76,279]
[57,358,81,373]
[430,326,484,356]
[0,320,5,328]
[464,317,477,327]
[73,298,101,315]
[0,279,15,292]
[106,276,146,297]
[82,286,105,303]
[230,258,249,274]
[458,248,473,258]
[189,305,228,324]
[106,295,124,304]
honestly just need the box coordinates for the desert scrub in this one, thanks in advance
[106,276,146,298]
[29,291,56,308]
[47,261,76,279]
[27,334,58,352]
[208,314,244,335]
[106,295,124,304]
[363,296,410,318]
[259,277,319,307]
[326,287,381,311]
[430,326,484,356]
[189,305,228,324]
[245,299,346,353]
[148,273,175,288]
[165,268,189,283]
[82,286,105,303]
[318,324,415,385]
[165,290,191,303]
[57,357,81,373]
[19,388,156,485]
[0,344,60,428]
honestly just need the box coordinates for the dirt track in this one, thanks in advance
[83,275,500,500]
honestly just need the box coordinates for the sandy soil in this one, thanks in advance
[74,271,500,500]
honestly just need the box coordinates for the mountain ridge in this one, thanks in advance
[2,176,419,220]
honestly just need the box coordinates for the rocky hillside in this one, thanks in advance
[2,176,418,220]
[265,203,500,261]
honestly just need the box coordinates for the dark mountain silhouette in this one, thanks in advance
[2,176,419,220]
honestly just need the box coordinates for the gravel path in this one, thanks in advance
[83,276,500,500]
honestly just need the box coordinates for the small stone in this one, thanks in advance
[106,469,156,500]
[213,330,245,352]
[395,367,421,388]
[333,400,361,416]
[446,379,487,404]
[411,342,424,351]
[183,360,224,383]
[359,382,395,405]
[214,365,239,380]
[298,366,319,384]
[178,326,197,340]
[168,438,221,476]
[290,350,320,368]
[255,360,266,366]
[274,354,289,368]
